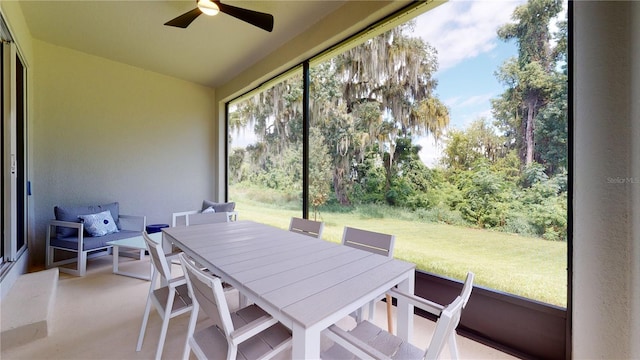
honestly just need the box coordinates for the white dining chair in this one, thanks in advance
[136,231,193,360]
[178,253,292,360]
[288,217,324,238]
[342,226,395,332]
[186,211,231,226]
[324,271,475,360]
[171,210,199,227]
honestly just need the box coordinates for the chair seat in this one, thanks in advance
[152,283,192,313]
[189,299,291,360]
[192,321,290,360]
[232,305,291,351]
[323,273,474,360]
[325,320,424,360]
[180,252,291,360]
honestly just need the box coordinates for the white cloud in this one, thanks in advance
[417,133,445,168]
[442,92,496,128]
[458,93,494,107]
[413,0,525,71]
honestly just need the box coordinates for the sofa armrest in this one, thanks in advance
[46,220,85,251]
[47,220,84,238]
[119,214,146,232]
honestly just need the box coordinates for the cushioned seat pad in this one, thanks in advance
[50,230,141,251]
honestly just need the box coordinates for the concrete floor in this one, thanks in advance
[1,255,518,359]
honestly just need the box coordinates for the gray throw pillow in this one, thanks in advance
[201,200,235,213]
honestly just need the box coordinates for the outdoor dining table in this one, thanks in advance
[162,220,416,359]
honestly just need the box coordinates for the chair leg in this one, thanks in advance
[386,294,393,334]
[448,332,460,360]
[227,346,237,360]
[354,307,364,323]
[155,291,176,360]
[136,289,154,351]
[182,303,199,360]
[368,301,376,322]
[78,251,87,277]
[46,245,54,269]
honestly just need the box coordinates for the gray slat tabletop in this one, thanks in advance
[163,220,415,359]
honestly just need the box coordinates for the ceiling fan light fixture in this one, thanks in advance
[197,0,219,16]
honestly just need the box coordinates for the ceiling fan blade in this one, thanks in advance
[164,8,202,28]
[216,2,274,32]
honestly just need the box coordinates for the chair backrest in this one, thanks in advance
[172,210,198,227]
[187,212,230,226]
[179,253,234,337]
[289,217,324,238]
[341,227,395,258]
[460,272,475,308]
[143,231,173,282]
[425,296,465,359]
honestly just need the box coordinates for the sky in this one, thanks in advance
[232,0,566,167]
[411,0,526,166]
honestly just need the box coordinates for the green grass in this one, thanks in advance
[230,185,567,307]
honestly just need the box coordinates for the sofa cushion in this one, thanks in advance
[50,230,141,251]
[201,200,235,213]
[54,202,120,238]
[78,210,119,237]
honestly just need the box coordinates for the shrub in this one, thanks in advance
[503,213,537,236]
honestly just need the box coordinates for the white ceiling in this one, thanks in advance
[18,1,348,88]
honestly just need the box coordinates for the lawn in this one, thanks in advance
[230,186,568,307]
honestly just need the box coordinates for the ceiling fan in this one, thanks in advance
[164,0,274,32]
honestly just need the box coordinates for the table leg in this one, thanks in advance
[112,245,120,274]
[111,245,152,281]
[291,323,321,360]
[396,270,415,342]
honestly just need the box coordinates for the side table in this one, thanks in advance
[106,232,162,280]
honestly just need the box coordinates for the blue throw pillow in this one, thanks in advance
[78,210,119,237]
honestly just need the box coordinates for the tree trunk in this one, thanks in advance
[333,169,350,205]
[525,98,537,165]
[383,153,392,195]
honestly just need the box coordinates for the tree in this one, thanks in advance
[325,22,449,204]
[536,17,568,175]
[228,148,245,184]
[494,0,563,166]
[308,127,332,219]
[230,21,449,207]
[440,118,506,171]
